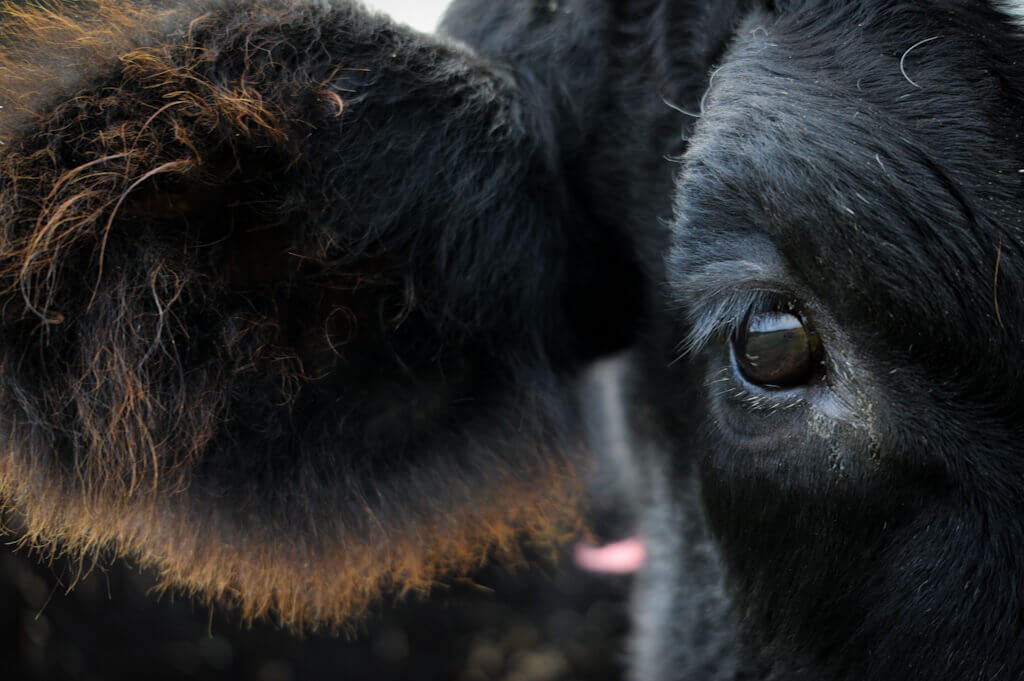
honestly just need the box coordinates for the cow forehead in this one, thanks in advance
[670,3,1024,354]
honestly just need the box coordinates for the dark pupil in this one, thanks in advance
[733,312,822,388]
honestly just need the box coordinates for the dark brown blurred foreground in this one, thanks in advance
[0,540,630,681]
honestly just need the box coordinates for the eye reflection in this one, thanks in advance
[732,311,823,388]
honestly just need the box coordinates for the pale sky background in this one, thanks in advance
[361,0,452,33]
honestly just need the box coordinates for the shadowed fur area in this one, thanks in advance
[0,0,621,629]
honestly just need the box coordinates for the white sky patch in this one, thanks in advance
[996,0,1024,31]
[360,0,451,33]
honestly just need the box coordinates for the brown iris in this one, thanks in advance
[732,311,823,388]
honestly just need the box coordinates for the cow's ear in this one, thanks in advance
[0,0,637,628]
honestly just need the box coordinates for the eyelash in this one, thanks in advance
[678,288,785,360]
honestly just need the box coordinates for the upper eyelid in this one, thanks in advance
[679,258,790,299]
[678,287,784,360]
[672,258,798,354]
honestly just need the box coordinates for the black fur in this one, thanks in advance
[448,0,1024,678]
[668,2,1024,678]
[4,0,1024,679]
[0,0,629,626]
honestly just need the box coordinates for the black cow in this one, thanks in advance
[1,0,1022,679]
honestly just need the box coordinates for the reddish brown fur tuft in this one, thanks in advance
[4,451,583,630]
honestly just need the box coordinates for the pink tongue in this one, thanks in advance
[573,537,647,574]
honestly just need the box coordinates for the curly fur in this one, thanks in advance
[0,0,605,629]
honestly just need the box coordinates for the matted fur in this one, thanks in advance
[0,0,586,629]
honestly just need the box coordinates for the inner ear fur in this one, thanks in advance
[0,0,594,629]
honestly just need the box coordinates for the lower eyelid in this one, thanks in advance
[719,340,861,427]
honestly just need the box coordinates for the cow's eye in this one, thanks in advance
[732,311,823,388]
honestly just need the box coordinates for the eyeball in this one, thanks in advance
[732,310,823,388]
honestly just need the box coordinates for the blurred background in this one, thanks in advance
[1,537,632,681]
